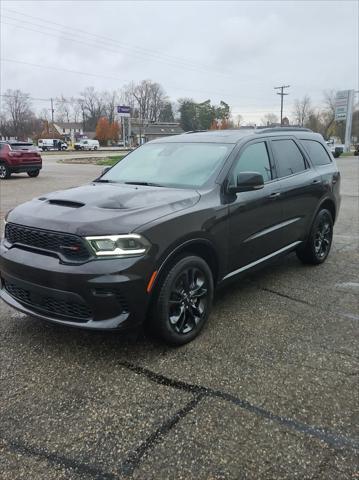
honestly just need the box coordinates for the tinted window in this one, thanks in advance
[231,141,272,185]
[271,139,306,177]
[10,143,34,151]
[301,139,332,166]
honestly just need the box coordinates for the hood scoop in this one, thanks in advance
[48,199,85,208]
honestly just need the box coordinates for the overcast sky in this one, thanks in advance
[1,0,358,123]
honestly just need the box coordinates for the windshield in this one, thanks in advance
[100,142,233,188]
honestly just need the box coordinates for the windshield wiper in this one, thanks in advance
[124,181,164,187]
[93,179,116,183]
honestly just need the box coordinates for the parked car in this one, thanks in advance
[38,139,68,151]
[0,141,42,179]
[326,140,344,158]
[0,128,340,344]
[74,139,99,151]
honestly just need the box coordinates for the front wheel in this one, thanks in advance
[150,255,213,345]
[296,209,333,265]
[27,169,40,178]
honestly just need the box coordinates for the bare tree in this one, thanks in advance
[79,87,105,130]
[122,80,167,122]
[102,90,119,124]
[2,89,34,139]
[120,82,138,116]
[321,90,337,139]
[235,114,243,127]
[55,95,72,123]
[261,113,279,126]
[38,108,50,122]
[147,82,167,122]
[293,95,313,126]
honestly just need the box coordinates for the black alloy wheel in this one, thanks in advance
[168,266,209,335]
[27,170,40,178]
[150,255,213,345]
[314,215,332,260]
[297,209,333,264]
[0,164,11,179]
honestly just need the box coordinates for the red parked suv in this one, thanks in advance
[0,142,42,180]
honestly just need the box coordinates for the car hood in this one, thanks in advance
[7,182,200,236]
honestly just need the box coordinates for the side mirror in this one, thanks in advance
[228,171,264,194]
[102,166,111,175]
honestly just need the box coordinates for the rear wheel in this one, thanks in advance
[296,209,333,264]
[27,169,40,178]
[0,164,11,179]
[150,255,213,345]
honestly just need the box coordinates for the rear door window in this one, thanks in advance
[271,139,307,178]
[301,139,332,166]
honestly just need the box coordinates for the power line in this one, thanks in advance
[1,9,228,76]
[274,85,290,125]
[1,19,214,77]
[1,58,284,107]
[1,57,130,84]
[3,7,214,70]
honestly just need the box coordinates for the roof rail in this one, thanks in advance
[255,127,312,134]
[184,130,208,134]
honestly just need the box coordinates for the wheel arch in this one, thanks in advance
[318,197,336,223]
[149,238,220,297]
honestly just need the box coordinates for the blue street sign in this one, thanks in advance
[117,106,131,116]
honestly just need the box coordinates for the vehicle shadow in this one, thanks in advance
[6,253,305,364]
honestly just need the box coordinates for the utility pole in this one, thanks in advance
[274,85,290,125]
[343,90,355,152]
[50,98,55,137]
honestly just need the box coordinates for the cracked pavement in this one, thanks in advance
[0,156,358,479]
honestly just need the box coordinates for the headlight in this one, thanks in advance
[85,234,151,257]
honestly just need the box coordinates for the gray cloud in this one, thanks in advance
[1,0,358,122]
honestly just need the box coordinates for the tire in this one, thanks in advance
[150,255,214,346]
[94,146,98,151]
[296,209,333,265]
[0,164,11,179]
[27,169,40,178]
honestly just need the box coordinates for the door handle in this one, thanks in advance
[312,179,321,184]
[268,192,281,199]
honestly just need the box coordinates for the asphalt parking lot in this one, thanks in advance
[0,155,358,479]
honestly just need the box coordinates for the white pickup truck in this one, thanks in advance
[74,139,99,151]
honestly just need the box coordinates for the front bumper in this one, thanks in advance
[0,242,153,330]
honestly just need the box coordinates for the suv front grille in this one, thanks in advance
[5,223,90,262]
[4,280,92,321]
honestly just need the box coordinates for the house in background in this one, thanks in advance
[130,121,184,145]
[53,122,84,141]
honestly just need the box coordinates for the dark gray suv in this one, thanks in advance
[0,128,340,345]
